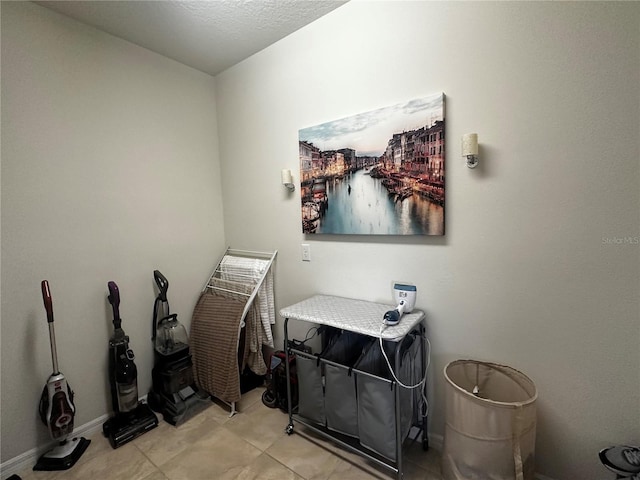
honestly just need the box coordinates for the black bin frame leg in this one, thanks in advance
[284,317,294,434]
[421,321,429,451]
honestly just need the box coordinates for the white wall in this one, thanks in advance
[1,2,225,463]
[1,1,638,478]
[214,1,640,479]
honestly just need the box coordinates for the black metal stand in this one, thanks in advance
[281,296,428,480]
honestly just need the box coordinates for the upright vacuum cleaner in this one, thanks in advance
[34,280,90,471]
[147,270,209,425]
[102,281,158,449]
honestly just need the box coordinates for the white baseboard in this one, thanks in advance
[428,431,444,451]
[408,426,444,452]
[0,395,151,479]
[0,413,109,479]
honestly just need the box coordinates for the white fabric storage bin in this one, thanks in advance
[443,360,538,480]
[295,352,325,426]
[355,334,417,461]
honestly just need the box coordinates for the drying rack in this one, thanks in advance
[202,247,277,321]
[200,247,277,415]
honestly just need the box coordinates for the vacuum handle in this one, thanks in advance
[41,280,60,374]
[41,280,54,323]
[107,281,122,330]
[153,270,169,301]
[159,313,178,325]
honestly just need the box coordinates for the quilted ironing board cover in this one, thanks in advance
[279,295,424,341]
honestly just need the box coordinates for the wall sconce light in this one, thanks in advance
[462,133,479,169]
[281,169,295,192]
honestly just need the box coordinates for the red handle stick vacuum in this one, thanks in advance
[34,280,90,471]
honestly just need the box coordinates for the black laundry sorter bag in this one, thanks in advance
[355,332,419,461]
[295,330,370,428]
[295,351,325,426]
[322,331,371,437]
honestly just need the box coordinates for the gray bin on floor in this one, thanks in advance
[322,331,371,437]
[355,333,418,461]
[295,352,325,426]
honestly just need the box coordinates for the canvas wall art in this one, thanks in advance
[299,92,445,235]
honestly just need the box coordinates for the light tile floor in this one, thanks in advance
[18,387,442,480]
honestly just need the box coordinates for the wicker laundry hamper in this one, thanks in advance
[443,360,538,480]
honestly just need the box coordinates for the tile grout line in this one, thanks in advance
[264,449,309,480]
[132,437,166,477]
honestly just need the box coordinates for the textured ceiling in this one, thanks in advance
[35,0,348,76]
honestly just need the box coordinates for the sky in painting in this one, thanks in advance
[299,93,444,157]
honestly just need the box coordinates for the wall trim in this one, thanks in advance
[0,414,109,479]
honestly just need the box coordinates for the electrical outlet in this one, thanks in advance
[301,243,311,262]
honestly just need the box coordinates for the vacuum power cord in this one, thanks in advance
[378,323,431,417]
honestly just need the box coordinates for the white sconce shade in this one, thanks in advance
[462,133,479,169]
[282,169,295,191]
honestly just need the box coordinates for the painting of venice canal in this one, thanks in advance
[299,93,445,235]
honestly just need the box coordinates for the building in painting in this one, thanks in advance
[299,140,322,185]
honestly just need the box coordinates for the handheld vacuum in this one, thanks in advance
[102,281,158,449]
[34,280,90,471]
